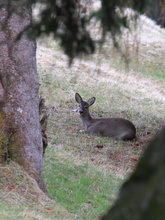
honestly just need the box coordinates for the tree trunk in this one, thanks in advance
[0,3,45,191]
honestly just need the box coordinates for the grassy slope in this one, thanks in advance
[0,15,165,220]
[40,15,165,219]
[0,162,77,220]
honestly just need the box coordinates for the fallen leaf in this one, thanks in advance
[131,157,138,162]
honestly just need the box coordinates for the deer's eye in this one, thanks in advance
[84,106,88,109]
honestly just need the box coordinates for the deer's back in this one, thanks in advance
[87,118,136,140]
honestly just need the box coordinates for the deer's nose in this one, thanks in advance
[79,110,83,114]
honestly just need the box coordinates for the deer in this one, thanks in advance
[75,93,136,141]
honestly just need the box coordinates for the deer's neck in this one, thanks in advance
[80,113,93,130]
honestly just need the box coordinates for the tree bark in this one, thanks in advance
[0,3,45,191]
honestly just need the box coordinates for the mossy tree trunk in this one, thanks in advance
[0,3,45,191]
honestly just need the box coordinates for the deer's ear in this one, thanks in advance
[87,97,95,106]
[75,93,82,103]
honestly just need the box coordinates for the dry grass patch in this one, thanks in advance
[0,162,78,220]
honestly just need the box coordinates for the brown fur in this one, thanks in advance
[75,93,136,141]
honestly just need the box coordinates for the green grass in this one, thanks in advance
[100,48,165,82]
[140,69,165,81]
[43,147,121,219]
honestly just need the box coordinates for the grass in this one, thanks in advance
[140,69,165,81]
[38,15,165,219]
[0,162,77,220]
[0,13,165,220]
[43,147,121,219]
[38,20,165,218]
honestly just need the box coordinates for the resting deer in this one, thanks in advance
[75,93,136,141]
